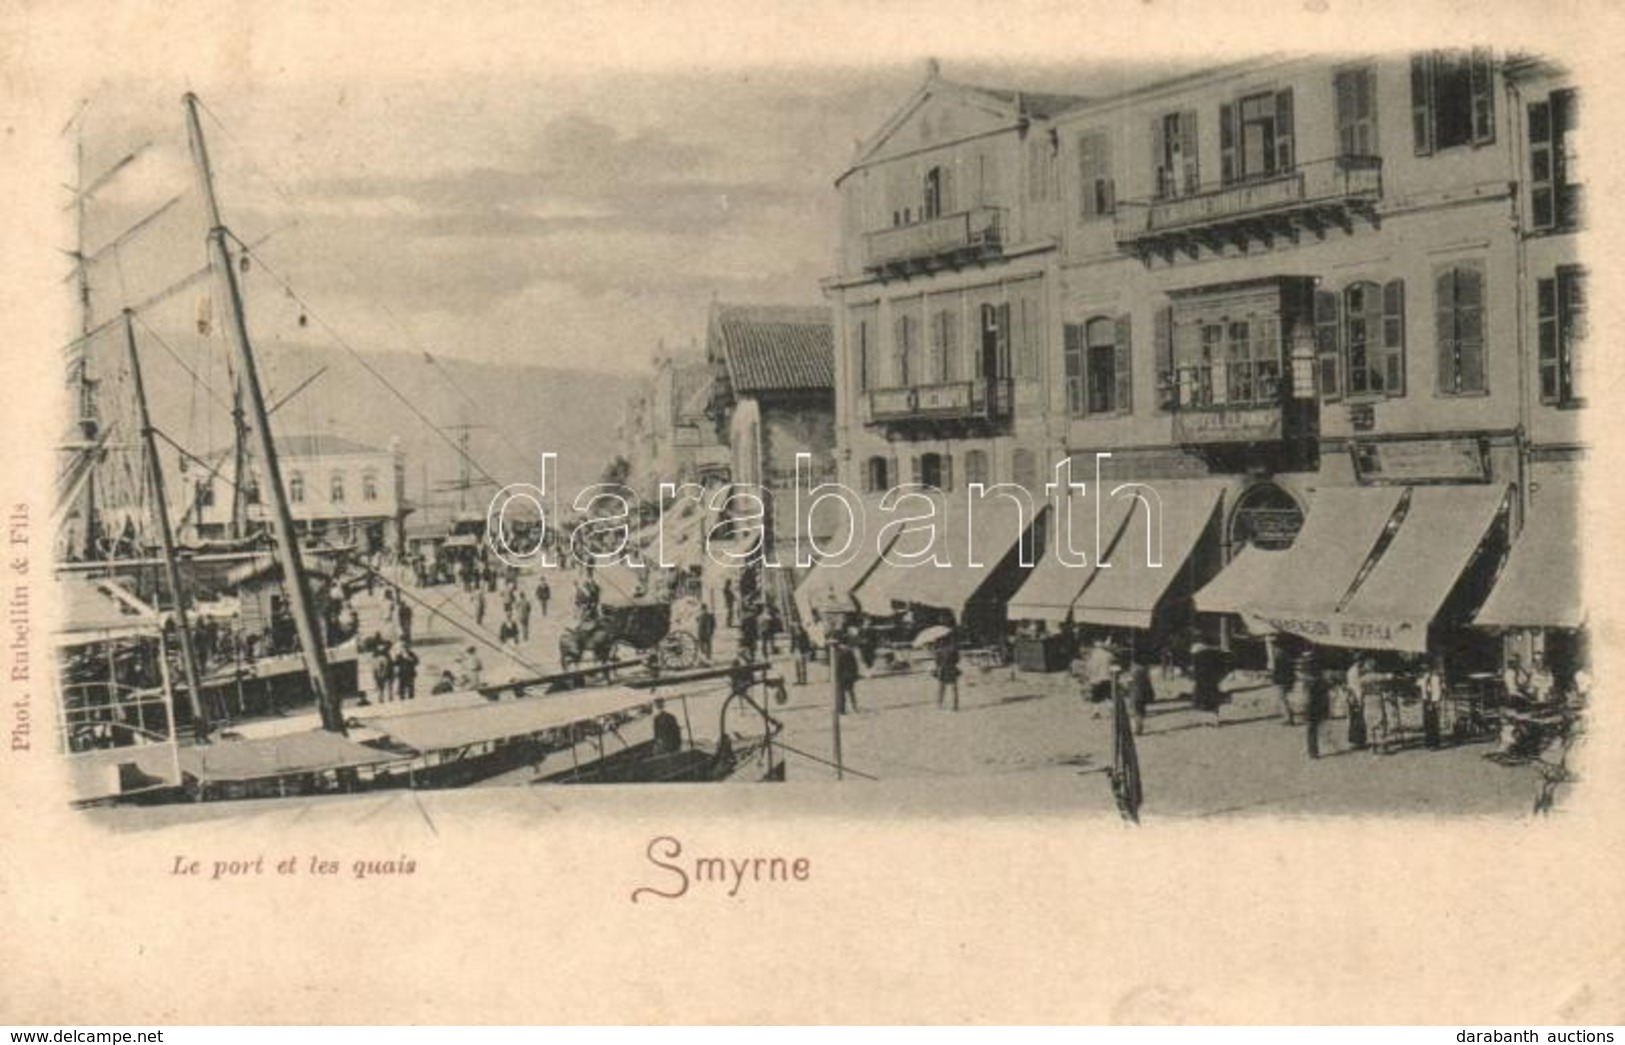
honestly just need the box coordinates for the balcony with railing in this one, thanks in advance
[865,377,1013,432]
[863,206,1006,278]
[1114,156,1382,263]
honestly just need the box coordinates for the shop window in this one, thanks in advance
[1411,49,1495,155]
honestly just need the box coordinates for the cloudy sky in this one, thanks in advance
[65,58,1205,378]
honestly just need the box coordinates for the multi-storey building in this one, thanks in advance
[823,53,1585,667]
[619,352,730,500]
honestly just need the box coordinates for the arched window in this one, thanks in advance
[963,449,989,487]
[866,455,890,493]
[288,471,305,504]
[329,472,346,504]
[362,471,380,502]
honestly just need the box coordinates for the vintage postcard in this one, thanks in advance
[1,0,1621,1026]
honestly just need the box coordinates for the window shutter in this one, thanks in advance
[996,302,1012,379]
[1537,276,1559,403]
[1457,265,1485,393]
[1528,99,1555,230]
[1315,289,1341,401]
[1150,117,1166,197]
[942,310,960,381]
[1275,88,1295,172]
[1382,279,1406,397]
[1434,269,1457,394]
[941,163,956,215]
[927,311,945,383]
[1114,315,1134,414]
[1335,69,1355,155]
[1064,323,1085,417]
[1469,48,1496,145]
[1554,89,1577,227]
[1179,110,1200,193]
[1154,306,1174,411]
[1219,102,1236,184]
[941,454,954,493]
[1411,53,1435,156]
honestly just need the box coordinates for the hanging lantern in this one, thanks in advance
[239,254,252,273]
[196,294,213,336]
[298,313,309,328]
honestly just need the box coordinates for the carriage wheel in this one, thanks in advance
[658,631,701,670]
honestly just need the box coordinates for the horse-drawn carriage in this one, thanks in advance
[559,595,705,672]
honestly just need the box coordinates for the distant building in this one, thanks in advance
[180,433,406,553]
[705,301,837,578]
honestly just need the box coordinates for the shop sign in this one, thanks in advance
[1351,438,1490,485]
[1249,612,1429,653]
[1173,406,1282,444]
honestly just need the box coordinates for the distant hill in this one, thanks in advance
[126,338,638,510]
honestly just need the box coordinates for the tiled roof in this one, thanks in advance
[711,304,834,394]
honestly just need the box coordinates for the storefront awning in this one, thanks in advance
[1330,484,1508,651]
[1475,481,1582,630]
[854,493,1043,617]
[1006,493,1137,624]
[1250,485,1406,620]
[1192,544,1286,616]
[1069,481,1226,629]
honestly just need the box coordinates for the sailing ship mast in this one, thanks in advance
[121,310,211,740]
[72,127,101,562]
[183,92,346,735]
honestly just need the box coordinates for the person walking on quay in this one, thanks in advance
[834,636,861,715]
[535,576,551,618]
[760,605,782,659]
[392,639,419,701]
[397,598,414,644]
[790,620,810,686]
[1305,661,1330,760]
[498,611,520,649]
[739,609,759,664]
[697,602,716,662]
[1421,655,1446,750]
[1128,656,1155,736]
[722,578,736,627]
[474,587,488,628]
[651,698,683,756]
[516,590,532,642]
[934,633,961,712]
[458,645,484,689]
[1190,640,1225,727]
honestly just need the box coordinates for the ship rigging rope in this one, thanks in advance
[132,312,233,414]
[353,562,550,678]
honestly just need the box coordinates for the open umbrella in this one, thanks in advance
[912,624,953,648]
